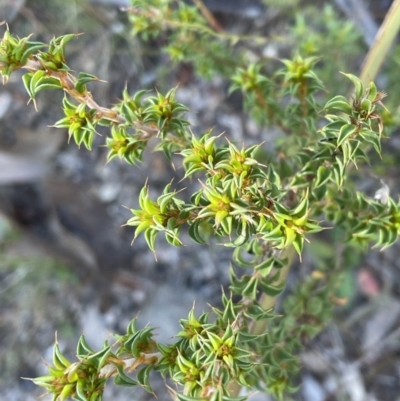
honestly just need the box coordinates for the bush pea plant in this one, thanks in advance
[1,1,400,400]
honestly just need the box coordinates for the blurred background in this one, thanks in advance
[1,0,400,400]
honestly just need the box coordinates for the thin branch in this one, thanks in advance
[99,352,162,378]
[228,246,297,397]
[249,246,297,336]
[23,58,159,136]
[192,0,225,33]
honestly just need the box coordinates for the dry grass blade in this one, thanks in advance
[360,0,400,84]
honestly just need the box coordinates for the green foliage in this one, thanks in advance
[1,2,399,401]
[54,96,98,150]
[127,0,245,78]
[32,337,110,401]
[0,27,44,83]
[290,4,363,89]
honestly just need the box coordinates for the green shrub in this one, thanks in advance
[1,1,399,400]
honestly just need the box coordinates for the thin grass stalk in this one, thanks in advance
[360,0,400,84]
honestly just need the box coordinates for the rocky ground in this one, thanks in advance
[1,1,400,401]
